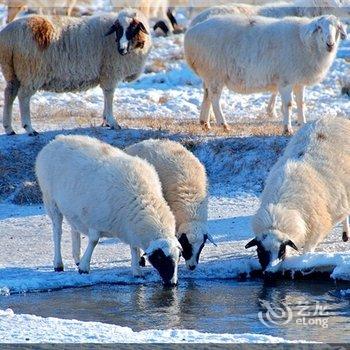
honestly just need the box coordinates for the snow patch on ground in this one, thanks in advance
[0,308,297,343]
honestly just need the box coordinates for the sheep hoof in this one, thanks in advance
[28,130,39,137]
[343,232,349,242]
[54,266,64,272]
[6,131,16,136]
[139,256,146,267]
[222,124,230,132]
[200,121,211,131]
[78,269,89,275]
[283,127,293,136]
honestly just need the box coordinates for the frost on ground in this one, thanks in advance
[0,11,349,343]
[0,309,294,343]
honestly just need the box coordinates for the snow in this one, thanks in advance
[0,308,295,343]
[0,4,349,344]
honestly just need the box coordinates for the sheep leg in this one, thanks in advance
[210,85,229,131]
[279,86,293,135]
[3,80,19,135]
[46,201,64,272]
[79,228,100,274]
[130,246,144,277]
[294,85,306,126]
[199,84,212,131]
[18,87,38,136]
[102,88,121,130]
[343,217,349,242]
[71,228,81,266]
[267,93,278,119]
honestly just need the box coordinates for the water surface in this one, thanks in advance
[1,279,349,342]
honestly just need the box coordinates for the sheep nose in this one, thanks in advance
[118,48,128,56]
[326,43,334,52]
[189,265,196,271]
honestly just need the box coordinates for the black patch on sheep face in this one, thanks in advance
[178,234,193,261]
[139,256,146,267]
[105,19,148,55]
[256,241,271,271]
[105,20,124,54]
[148,249,176,286]
[126,19,149,52]
[195,234,208,263]
[278,243,287,260]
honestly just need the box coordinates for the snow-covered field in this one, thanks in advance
[0,308,296,343]
[0,3,350,344]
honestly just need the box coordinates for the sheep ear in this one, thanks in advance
[105,23,117,36]
[338,23,347,40]
[206,233,217,247]
[285,240,299,252]
[138,21,149,35]
[245,238,258,249]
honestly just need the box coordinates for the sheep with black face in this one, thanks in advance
[36,135,181,287]
[125,139,215,271]
[246,117,350,273]
[0,9,151,136]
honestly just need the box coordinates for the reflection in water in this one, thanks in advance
[1,279,349,342]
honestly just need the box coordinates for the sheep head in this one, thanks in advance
[300,15,347,52]
[105,9,149,56]
[245,233,299,273]
[178,221,216,271]
[144,238,182,287]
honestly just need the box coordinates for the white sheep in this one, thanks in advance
[191,1,350,28]
[35,135,182,287]
[0,9,151,136]
[190,0,350,121]
[125,139,215,270]
[184,14,346,133]
[245,116,350,272]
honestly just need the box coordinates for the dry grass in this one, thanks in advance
[13,181,42,205]
[46,106,292,137]
[5,105,287,138]
[120,116,288,137]
[0,105,290,205]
